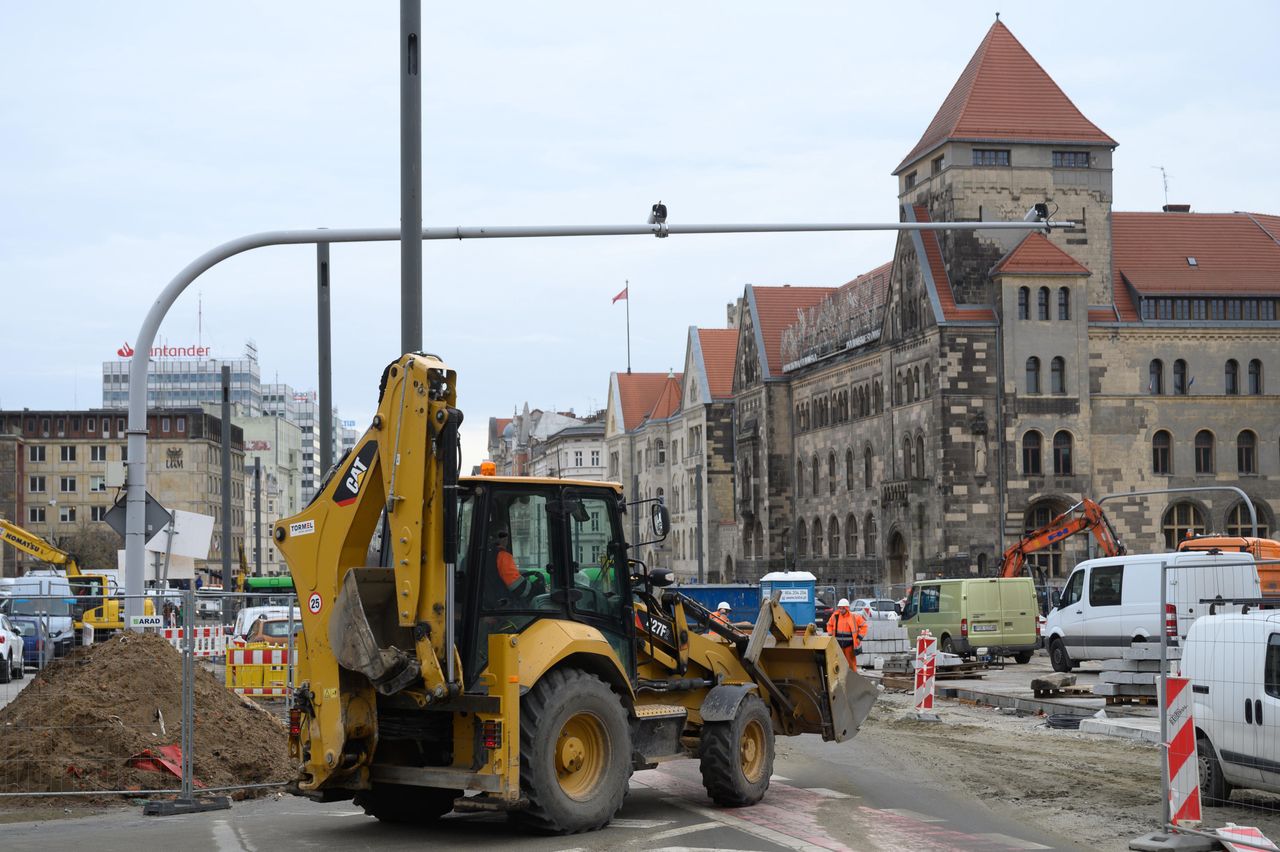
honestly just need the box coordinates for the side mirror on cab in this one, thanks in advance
[651,503,670,539]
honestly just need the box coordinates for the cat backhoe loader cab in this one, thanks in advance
[274,354,875,833]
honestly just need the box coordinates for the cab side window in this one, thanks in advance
[566,495,624,621]
[920,586,940,614]
[1266,634,1280,700]
[1059,570,1084,607]
[1088,566,1123,607]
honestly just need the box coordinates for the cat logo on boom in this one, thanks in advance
[334,440,378,507]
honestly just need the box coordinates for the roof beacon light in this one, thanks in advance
[479,460,497,476]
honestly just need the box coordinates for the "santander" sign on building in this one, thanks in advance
[116,342,212,358]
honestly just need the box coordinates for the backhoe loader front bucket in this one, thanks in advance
[329,568,419,695]
[827,647,879,741]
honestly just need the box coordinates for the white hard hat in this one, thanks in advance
[717,601,731,611]
[837,598,850,608]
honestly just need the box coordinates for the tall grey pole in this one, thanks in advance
[122,218,1069,614]
[400,0,422,354]
[254,456,262,576]
[695,463,705,583]
[221,365,232,588]
[317,240,333,474]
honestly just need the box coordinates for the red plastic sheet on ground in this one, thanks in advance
[126,745,205,788]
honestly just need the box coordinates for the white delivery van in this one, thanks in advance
[1044,552,1261,672]
[1180,610,1280,803]
[0,574,76,656]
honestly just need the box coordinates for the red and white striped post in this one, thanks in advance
[914,629,938,718]
[1163,675,1201,827]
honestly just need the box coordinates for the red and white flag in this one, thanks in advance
[612,286,628,304]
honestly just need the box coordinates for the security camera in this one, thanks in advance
[1023,202,1050,222]
[648,201,668,226]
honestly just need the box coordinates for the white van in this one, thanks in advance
[0,575,76,657]
[1180,610,1280,802]
[1044,552,1261,672]
[232,605,302,639]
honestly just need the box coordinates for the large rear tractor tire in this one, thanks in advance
[354,782,460,823]
[1049,638,1074,673]
[515,668,631,834]
[699,694,774,807]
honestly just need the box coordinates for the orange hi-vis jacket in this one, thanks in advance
[711,610,731,626]
[826,608,868,649]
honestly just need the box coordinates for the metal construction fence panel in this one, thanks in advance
[1160,558,1280,825]
[0,593,185,797]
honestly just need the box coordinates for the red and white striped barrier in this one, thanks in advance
[233,686,292,697]
[1215,825,1279,852]
[227,646,295,667]
[914,629,937,714]
[1164,675,1201,826]
[161,626,227,658]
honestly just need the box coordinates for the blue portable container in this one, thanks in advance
[672,584,757,624]
[759,571,816,626]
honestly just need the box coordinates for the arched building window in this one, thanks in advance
[1173,359,1187,395]
[864,445,873,488]
[1248,359,1263,395]
[828,452,836,493]
[1018,287,1030,320]
[915,433,925,479]
[828,516,840,557]
[1050,356,1065,394]
[811,518,823,557]
[1226,502,1269,537]
[1026,357,1041,394]
[1238,430,1257,474]
[796,460,804,497]
[1149,359,1164,395]
[1152,430,1172,475]
[845,449,854,489]
[1162,502,1205,549]
[1037,287,1050,320]
[1195,430,1215,474]
[1225,359,1239,395]
[811,454,819,495]
[1022,431,1043,475]
[1058,287,1071,320]
[1053,431,1073,475]
[864,513,877,556]
[845,514,858,556]
[797,521,808,558]
[902,434,913,480]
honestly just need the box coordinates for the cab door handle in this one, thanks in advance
[1246,699,1254,725]
[1256,699,1263,725]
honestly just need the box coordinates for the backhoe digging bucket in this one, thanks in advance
[827,648,879,741]
[329,568,419,695]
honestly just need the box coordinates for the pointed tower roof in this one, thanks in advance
[895,21,1117,174]
[992,232,1090,276]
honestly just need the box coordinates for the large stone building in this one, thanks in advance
[0,408,245,580]
[730,20,1279,596]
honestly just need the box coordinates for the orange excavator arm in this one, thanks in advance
[999,498,1124,580]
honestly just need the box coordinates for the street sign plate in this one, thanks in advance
[103,492,173,540]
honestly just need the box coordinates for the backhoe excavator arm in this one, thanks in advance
[999,498,1124,579]
[273,354,462,790]
[0,518,82,575]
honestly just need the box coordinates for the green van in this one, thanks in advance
[899,578,1040,663]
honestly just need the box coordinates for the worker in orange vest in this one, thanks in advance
[826,598,868,668]
[710,602,733,627]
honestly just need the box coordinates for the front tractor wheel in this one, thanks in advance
[516,668,631,834]
[699,694,774,807]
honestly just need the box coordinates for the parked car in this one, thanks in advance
[195,597,223,619]
[231,605,301,640]
[1043,551,1261,673]
[899,577,1040,663]
[851,598,900,621]
[246,616,302,647]
[1180,610,1279,803]
[0,575,75,657]
[0,613,25,683]
[10,616,51,672]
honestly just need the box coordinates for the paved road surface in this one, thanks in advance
[0,731,1086,851]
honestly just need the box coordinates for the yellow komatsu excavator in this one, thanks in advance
[274,354,876,833]
[0,518,153,640]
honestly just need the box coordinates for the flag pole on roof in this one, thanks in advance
[613,280,631,373]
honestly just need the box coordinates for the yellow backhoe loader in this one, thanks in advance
[274,353,876,833]
[0,517,153,640]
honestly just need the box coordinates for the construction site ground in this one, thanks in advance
[2,649,1278,850]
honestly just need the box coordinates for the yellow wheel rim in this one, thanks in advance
[556,712,607,800]
[739,718,766,783]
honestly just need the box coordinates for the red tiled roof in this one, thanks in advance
[991,232,1089,276]
[1113,212,1280,299]
[696,328,738,400]
[751,285,837,377]
[615,372,673,430]
[493,417,511,435]
[644,374,684,423]
[837,260,893,306]
[909,206,996,323]
[895,21,1116,174]
[1088,306,1118,323]
[1247,213,1280,245]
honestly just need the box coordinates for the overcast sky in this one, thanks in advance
[3,2,1278,470]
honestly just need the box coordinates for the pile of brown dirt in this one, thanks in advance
[0,632,292,797]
